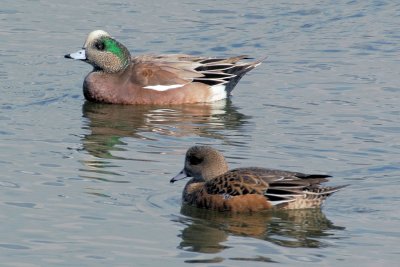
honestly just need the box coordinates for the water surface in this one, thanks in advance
[1,0,399,266]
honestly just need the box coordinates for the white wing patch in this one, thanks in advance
[143,84,185,91]
[142,83,227,102]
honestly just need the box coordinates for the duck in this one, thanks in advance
[170,146,347,212]
[65,30,265,105]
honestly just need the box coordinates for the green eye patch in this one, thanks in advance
[103,38,125,62]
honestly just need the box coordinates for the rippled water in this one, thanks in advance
[1,0,399,266]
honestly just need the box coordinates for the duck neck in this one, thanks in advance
[202,157,229,181]
[112,46,130,73]
[103,40,131,73]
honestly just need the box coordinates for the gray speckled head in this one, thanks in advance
[183,146,229,181]
[83,30,131,73]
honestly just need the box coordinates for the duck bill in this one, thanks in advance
[170,169,189,183]
[64,49,86,60]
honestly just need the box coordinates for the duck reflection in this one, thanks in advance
[176,205,345,253]
[81,100,250,159]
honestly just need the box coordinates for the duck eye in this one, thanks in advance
[95,41,105,51]
[189,156,203,165]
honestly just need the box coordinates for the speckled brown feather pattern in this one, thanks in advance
[203,169,269,196]
[183,182,272,212]
[171,146,347,212]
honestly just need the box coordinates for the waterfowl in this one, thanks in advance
[170,146,346,212]
[65,30,264,105]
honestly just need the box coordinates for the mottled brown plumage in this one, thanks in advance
[171,146,347,212]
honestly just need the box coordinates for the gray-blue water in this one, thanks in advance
[1,1,399,266]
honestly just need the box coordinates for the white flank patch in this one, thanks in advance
[143,84,185,91]
[270,199,296,206]
[208,84,227,102]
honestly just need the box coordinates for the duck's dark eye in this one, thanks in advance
[95,41,105,51]
[188,155,203,165]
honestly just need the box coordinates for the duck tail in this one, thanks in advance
[306,184,349,198]
[194,56,267,95]
[224,56,266,95]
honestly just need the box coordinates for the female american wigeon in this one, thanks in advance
[170,146,347,212]
[65,30,265,105]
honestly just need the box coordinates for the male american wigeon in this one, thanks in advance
[170,146,347,212]
[65,30,265,105]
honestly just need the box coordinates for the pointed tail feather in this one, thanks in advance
[224,57,267,95]
[193,56,267,94]
[266,184,349,208]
